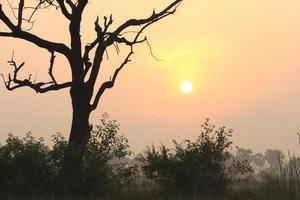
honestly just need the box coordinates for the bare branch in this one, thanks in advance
[145,37,162,62]
[26,0,59,23]
[56,0,72,19]
[115,36,147,46]
[83,40,97,68]
[65,0,75,10]
[0,31,70,56]
[1,53,71,93]
[82,14,113,76]
[106,0,182,46]
[87,0,182,111]
[48,51,57,85]
[113,42,120,55]
[0,4,70,56]
[85,0,180,86]
[0,4,17,30]
[0,73,8,87]
[90,50,134,110]
[82,16,107,80]
[17,0,24,27]
[103,14,113,32]
[85,16,108,85]
[67,0,88,78]
[87,43,105,85]
[6,0,17,19]
[76,0,88,14]
[7,0,58,30]
[94,16,102,38]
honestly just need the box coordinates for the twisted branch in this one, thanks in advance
[1,52,71,93]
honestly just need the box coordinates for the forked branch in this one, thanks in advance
[1,53,71,93]
[56,0,72,19]
[106,0,182,46]
[0,3,70,56]
[89,0,182,110]
[90,50,133,111]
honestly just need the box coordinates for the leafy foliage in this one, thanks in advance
[0,114,134,198]
[139,119,253,194]
[80,113,134,195]
[0,133,52,195]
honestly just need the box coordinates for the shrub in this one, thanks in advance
[139,119,253,194]
[0,133,53,196]
[0,114,134,198]
[80,113,133,195]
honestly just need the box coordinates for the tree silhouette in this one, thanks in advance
[0,0,182,182]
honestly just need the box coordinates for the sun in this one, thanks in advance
[180,81,193,94]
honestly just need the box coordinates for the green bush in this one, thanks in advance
[139,119,253,194]
[0,133,53,196]
[79,113,134,195]
[0,114,135,198]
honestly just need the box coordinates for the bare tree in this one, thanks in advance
[0,0,182,182]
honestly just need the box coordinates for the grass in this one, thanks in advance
[101,185,300,200]
[99,152,300,200]
[2,179,300,200]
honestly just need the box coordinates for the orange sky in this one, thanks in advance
[1,0,300,154]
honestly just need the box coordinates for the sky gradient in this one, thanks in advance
[1,0,300,154]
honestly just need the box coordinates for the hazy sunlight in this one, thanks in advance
[180,81,193,94]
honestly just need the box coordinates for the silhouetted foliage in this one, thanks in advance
[0,133,53,196]
[0,116,297,199]
[79,114,134,196]
[139,119,253,194]
[0,114,135,198]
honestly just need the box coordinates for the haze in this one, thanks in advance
[1,0,300,154]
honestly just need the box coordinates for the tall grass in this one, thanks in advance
[260,151,300,198]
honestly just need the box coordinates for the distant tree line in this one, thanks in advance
[235,147,285,171]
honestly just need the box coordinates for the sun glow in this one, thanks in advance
[180,81,193,94]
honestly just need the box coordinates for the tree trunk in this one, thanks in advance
[63,84,93,193]
[69,91,91,148]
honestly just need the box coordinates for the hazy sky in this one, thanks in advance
[1,0,300,154]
